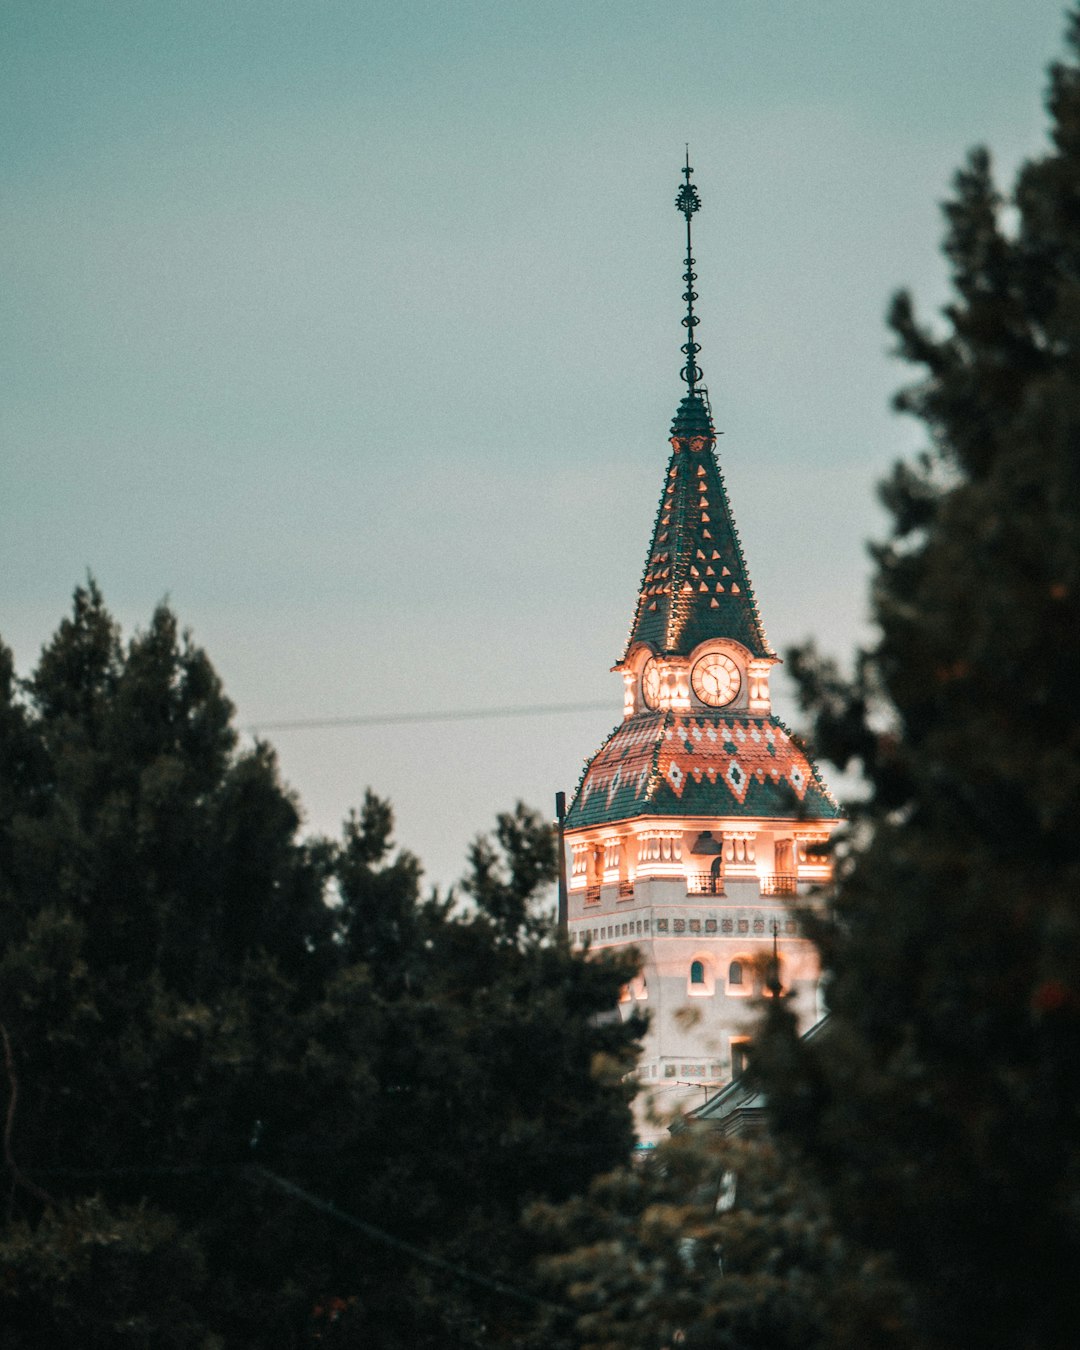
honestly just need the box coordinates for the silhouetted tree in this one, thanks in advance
[0,584,643,1348]
[756,13,1080,1350]
[530,1130,913,1350]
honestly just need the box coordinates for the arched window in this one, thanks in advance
[687,954,715,996]
[726,956,752,997]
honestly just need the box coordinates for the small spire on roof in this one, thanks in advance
[675,147,704,394]
[767,921,782,998]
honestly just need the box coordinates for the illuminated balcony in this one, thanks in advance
[759,873,798,896]
[686,872,725,896]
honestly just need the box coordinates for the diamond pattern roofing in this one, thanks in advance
[566,710,840,828]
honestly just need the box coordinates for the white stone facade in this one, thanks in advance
[566,819,834,1140]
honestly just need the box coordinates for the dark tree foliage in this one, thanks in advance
[0,584,643,1348]
[529,1130,913,1350]
[756,15,1080,1350]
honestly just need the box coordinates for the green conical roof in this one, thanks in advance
[619,391,774,662]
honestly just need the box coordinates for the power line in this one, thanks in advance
[251,1166,566,1314]
[33,1161,567,1316]
[243,699,614,734]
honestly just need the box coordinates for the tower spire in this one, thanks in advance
[617,154,775,664]
[675,147,704,394]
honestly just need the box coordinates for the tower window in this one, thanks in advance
[726,957,752,996]
[687,955,715,996]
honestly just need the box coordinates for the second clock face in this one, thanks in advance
[691,652,741,707]
[641,657,663,709]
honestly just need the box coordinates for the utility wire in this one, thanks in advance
[243,700,613,734]
[250,1166,567,1315]
[28,1161,568,1317]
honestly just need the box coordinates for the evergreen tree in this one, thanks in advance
[0,585,643,1347]
[756,13,1080,1349]
[529,1130,912,1350]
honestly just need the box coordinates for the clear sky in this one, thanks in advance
[2,0,1069,889]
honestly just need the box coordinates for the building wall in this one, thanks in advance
[566,821,833,1140]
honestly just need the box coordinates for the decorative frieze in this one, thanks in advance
[796,832,830,862]
[602,836,622,880]
[574,917,653,945]
[648,910,800,938]
[637,829,682,863]
[746,658,772,715]
[724,832,756,865]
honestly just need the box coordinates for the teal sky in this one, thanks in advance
[2,1,1069,887]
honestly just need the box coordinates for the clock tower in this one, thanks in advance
[564,157,841,1137]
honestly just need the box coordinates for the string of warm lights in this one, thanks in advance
[242,700,614,735]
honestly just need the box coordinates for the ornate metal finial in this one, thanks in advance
[675,148,703,393]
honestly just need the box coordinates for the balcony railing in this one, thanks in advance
[585,884,602,905]
[686,872,725,896]
[760,873,798,896]
[617,880,635,900]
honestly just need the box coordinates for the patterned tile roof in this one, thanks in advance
[619,391,774,663]
[566,710,840,829]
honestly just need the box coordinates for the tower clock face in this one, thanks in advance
[691,652,741,707]
[641,657,663,709]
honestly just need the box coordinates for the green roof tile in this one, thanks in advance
[619,391,774,663]
[566,710,839,829]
